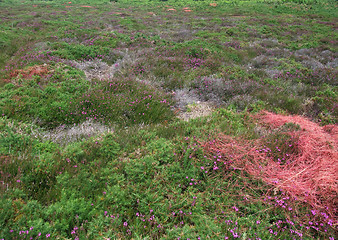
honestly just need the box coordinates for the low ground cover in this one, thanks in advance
[0,0,337,239]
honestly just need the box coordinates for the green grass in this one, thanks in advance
[0,0,337,239]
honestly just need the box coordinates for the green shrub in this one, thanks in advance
[0,125,34,155]
[48,42,117,62]
[100,133,120,160]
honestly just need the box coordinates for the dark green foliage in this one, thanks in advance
[0,64,174,128]
[48,42,119,63]
[100,133,120,159]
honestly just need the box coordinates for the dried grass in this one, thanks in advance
[34,119,113,145]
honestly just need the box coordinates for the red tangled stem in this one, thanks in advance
[201,111,338,222]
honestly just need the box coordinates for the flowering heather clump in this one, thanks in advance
[273,68,337,86]
[192,75,261,105]
[224,41,241,50]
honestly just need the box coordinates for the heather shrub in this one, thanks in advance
[56,170,104,201]
[44,190,95,237]
[88,35,119,49]
[99,133,120,160]
[80,78,174,125]
[0,124,34,155]
[34,141,59,154]
[0,195,54,240]
[282,0,320,4]
[178,39,217,58]
[0,64,89,127]
[0,65,174,128]
[227,94,258,111]
[274,67,337,86]
[63,141,85,163]
[146,138,173,164]
[256,87,304,114]
[48,42,118,63]
[213,108,254,137]
[192,74,261,105]
[312,85,337,123]
[152,58,185,78]
[22,152,60,203]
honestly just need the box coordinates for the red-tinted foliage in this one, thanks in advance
[9,65,50,80]
[201,111,337,222]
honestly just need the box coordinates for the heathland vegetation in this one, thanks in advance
[0,0,337,239]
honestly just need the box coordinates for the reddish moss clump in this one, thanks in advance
[9,64,50,80]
